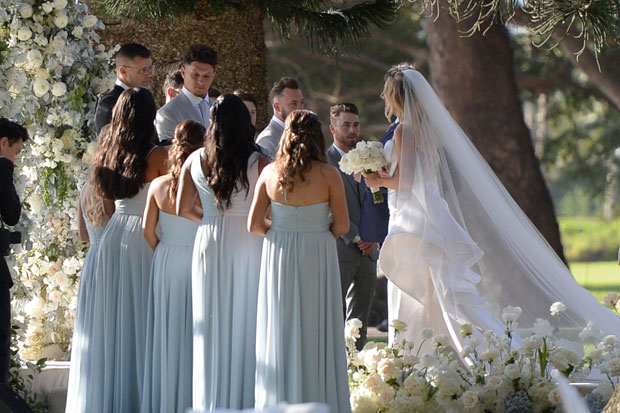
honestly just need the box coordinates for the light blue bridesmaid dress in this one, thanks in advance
[87,182,154,412]
[142,211,198,413]
[189,149,263,410]
[64,191,107,413]
[254,201,351,413]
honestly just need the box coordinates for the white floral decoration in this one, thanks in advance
[0,0,116,360]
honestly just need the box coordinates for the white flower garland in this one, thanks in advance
[0,0,115,360]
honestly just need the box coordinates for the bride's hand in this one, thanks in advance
[377,169,390,179]
[362,172,382,188]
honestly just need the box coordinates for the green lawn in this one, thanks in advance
[571,261,620,303]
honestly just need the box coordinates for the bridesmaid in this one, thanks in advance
[141,120,205,413]
[248,109,351,412]
[177,94,269,410]
[65,164,114,413]
[88,88,167,412]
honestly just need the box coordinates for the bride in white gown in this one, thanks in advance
[363,65,620,353]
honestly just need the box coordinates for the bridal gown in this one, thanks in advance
[189,149,263,410]
[65,193,106,413]
[254,201,351,413]
[87,182,154,412]
[142,211,198,413]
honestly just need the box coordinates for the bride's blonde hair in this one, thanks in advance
[383,62,416,121]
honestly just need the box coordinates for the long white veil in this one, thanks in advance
[381,69,619,349]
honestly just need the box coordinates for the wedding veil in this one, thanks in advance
[381,69,619,348]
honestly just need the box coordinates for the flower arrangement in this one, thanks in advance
[338,140,387,203]
[346,303,618,412]
[0,0,115,360]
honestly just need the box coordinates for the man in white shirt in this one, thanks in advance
[94,43,153,135]
[156,44,217,142]
[256,77,304,159]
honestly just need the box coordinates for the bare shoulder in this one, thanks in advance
[318,161,340,179]
[148,146,168,162]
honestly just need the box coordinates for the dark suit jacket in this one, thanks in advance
[94,85,125,135]
[327,145,378,261]
[358,121,398,244]
[0,158,21,287]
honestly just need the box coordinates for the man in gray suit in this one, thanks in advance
[256,77,304,159]
[326,103,378,350]
[156,44,217,142]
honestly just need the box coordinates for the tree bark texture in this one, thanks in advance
[90,0,270,129]
[425,4,567,262]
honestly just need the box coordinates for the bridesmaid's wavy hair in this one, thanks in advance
[274,110,326,194]
[92,88,157,200]
[168,120,206,200]
[201,94,258,210]
[383,62,416,121]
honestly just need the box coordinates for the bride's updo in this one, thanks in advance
[274,109,326,194]
[383,62,416,121]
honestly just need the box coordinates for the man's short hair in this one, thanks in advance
[162,68,183,95]
[330,103,359,124]
[269,77,299,104]
[183,44,218,67]
[0,118,29,145]
[115,43,152,62]
[233,90,258,107]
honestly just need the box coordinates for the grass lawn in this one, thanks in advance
[571,261,620,303]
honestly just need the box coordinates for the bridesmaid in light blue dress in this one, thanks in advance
[141,120,206,413]
[248,110,351,413]
[177,94,269,410]
[87,88,168,413]
[64,178,113,413]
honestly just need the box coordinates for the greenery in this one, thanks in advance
[558,216,620,261]
[570,260,620,302]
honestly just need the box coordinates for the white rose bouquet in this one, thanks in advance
[339,140,388,203]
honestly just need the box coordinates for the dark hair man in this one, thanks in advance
[0,118,29,384]
[94,43,153,134]
[255,77,304,159]
[162,68,184,104]
[325,104,378,349]
[156,44,218,142]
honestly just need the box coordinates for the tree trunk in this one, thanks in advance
[90,0,269,128]
[425,4,567,262]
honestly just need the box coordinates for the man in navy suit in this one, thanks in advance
[0,118,28,384]
[94,43,153,135]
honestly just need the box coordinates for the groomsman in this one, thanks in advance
[256,77,304,159]
[94,43,153,134]
[326,103,378,350]
[156,44,217,142]
[162,68,184,104]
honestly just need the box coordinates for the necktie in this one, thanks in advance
[198,99,210,125]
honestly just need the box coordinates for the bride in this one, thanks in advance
[362,64,620,352]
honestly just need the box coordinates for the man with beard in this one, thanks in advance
[256,77,304,159]
[326,103,378,350]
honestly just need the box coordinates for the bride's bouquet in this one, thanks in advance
[339,140,388,203]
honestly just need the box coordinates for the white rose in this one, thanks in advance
[27,49,44,67]
[550,301,567,316]
[53,0,68,10]
[377,358,400,381]
[480,348,500,362]
[72,26,83,38]
[83,15,98,28]
[363,347,383,371]
[460,323,473,337]
[501,306,522,323]
[17,26,33,41]
[54,12,68,29]
[519,335,543,354]
[588,348,604,362]
[25,296,45,320]
[433,334,449,347]
[504,363,521,380]
[33,78,50,97]
[376,384,395,409]
[601,335,619,347]
[460,390,477,409]
[50,37,65,50]
[604,292,619,308]
[403,374,426,395]
[18,4,33,18]
[533,318,554,337]
[42,2,54,13]
[48,289,62,302]
[391,319,407,333]
[53,271,70,289]
[421,328,434,340]
[51,82,66,97]
[419,353,437,368]
[487,375,502,389]
[548,387,562,405]
[28,193,44,214]
[606,358,620,376]
[35,68,49,79]
[362,373,383,393]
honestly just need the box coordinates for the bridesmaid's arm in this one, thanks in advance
[176,159,202,223]
[143,184,160,251]
[76,194,89,243]
[326,165,349,238]
[248,172,272,237]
